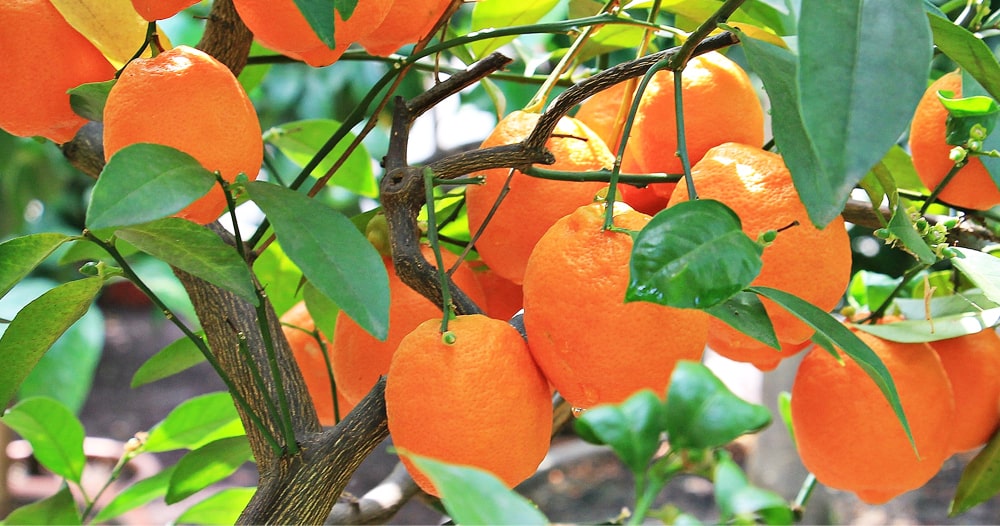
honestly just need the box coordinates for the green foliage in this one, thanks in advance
[264,119,377,197]
[92,467,176,523]
[0,234,73,299]
[714,452,793,524]
[173,487,256,525]
[705,291,779,350]
[0,486,80,526]
[2,397,87,484]
[575,390,664,474]
[468,0,561,59]
[131,334,207,388]
[166,436,254,504]
[143,392,245,453]
[951,429,1000,516]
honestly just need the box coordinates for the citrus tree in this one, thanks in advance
[3,0,1000,523]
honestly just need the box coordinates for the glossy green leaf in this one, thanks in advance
[0,277,101,410]
[469,0,560,59]
[928,13,1000,101]
[403,451,549,525]
[714,451,793,525]
[853,309,1000,343]
[115,217,258,306]
[886,201,936,264]
[292,0,336,48]
[953,248,1000,305]
[131,335,207,388]
[664,361,771,449]
[87,144,217,230]
[940,91,999,146]
[302,280,340,339]
[1,486,80,526]
[18,304,103,414]
[144,392,245,453]
[68,79,114,122]
[264,119,377,197]
[957,69,1000,188]
[750,286,914,447]
[92,466,175,523]
[627,199,763,309]
[574,390,664,475]
[0,233,72,301]
[950,429,1000,516]
[166,436,254,504]
[705,291,779,350]
[246,182,389,341]
[795,0,931,227]
[173,487,256,525]
[2,397,86,484]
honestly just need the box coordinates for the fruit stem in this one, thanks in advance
[235,329,285,437]
[920,161,964,214]
[314,331,343,423]
[792,473,818,520]
[525,166,678,184]
[674,70,698,201]
[423,167,456,332]
[253,291,302,455]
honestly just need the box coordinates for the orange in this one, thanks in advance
[233,0,392,67]
[909,71,1000,210]
[385,314,552,496]
[103,45,263,225]
[466,110,612,285]
[791,329,955,504]
[928,329,1000,453]
[469,261,524,320]
[331,245,486,405]
[522,201,709,409]
[629,52,765,177]
[0,0,116,143]
[668,143,853,371]
[357,0,452,57]
[130,0,199,21]
[575,81,674,214]
[280,301,354,425]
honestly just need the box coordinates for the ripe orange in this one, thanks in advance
[791,329,955,504]
[909,71,1000,210]
[575,81,674,214]
[928,329,1000,453]
[233,0,392,67]
[357,0,452,57]
[331,245,486,405]
[103,45,263,225]
[385,314,552,496]
[0,0,116,143]
[469,260,524,321]
[629,52,765,178]
[466,110,612,285]
[280,301,354,425]
[668,142,853,371]
[130,0,199,21]
[522,201,709,409]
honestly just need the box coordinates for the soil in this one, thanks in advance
[9,303,999,524]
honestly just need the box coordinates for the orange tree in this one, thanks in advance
[4,0,1000,524]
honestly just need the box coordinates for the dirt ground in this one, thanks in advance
[10,303,996,524]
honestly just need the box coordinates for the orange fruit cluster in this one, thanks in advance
[791,329,955,504]
[103,45,264,224]
[0,0,116,144]
[669,142,853,371]
[909,71,1000,210]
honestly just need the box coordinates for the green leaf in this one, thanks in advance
[0,277,102,410]
[714,452,793,525]
[115,217,258,306]
[847,270,902,312]
[574,390,665,475]
[246,182,389,341]
[795,0,932,227]
[750,286,914,448]
[252,242,305,317]
[166,436,254,504]
[131,335,207,388]
[627,199,763,309]
[263,119,377,197]
[940,92,999,147]
[173,487,256,525]
[950,429,1000,516]
[68,79,114,122]
[705,291,780,350]
[302,280,340,339]
[852,309,1000,343]
[927,12,1000,102]
[1,486,81,526]
[952,248,1000,305]
[468,0,561,59]
[402,451,549,525]
[18,304,104,414]
[886,201,937,264]
[293,0,336,48]
[777,391,794,444]
[144,392,245,453]
[92,466,175,523]
[664,361,771,450]
[2,397,86,484]
[0,233,72,301]
[959,69,1000,187]
[87,143,217,230]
